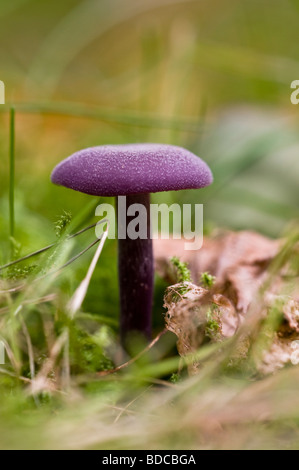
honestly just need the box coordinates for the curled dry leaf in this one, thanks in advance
[156,230,299,375]
[155,231,281,315]
[164,282,238,374]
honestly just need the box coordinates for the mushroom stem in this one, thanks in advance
[117,193,154,345]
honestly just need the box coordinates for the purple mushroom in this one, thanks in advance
[51,144,213,344]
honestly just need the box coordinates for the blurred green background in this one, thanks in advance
[1,0,299,328]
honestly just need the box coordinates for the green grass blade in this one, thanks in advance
[9,107,15,242]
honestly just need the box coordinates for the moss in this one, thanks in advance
[201,272,216,289]
[54,211,72,238]
[169,282,192,303]
[170,373,181,384]
[168,257,193,302]
[205,306,221,341]
[69,326,114,374]
[170,257,191,284]
[6,264,38,280]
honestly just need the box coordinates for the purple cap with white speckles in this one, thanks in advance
[51,143,213,197]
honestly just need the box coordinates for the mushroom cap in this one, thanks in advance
[51,144,213,197]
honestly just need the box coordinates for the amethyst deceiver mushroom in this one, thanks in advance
[51,144,213,344]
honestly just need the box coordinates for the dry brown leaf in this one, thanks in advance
[258,299,299,375]
[258,336,298,375]
[157,230,299,376]
[155,230,281,314]
[283,299,299,333]
[164,282,238,374]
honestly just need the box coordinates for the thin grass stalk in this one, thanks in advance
[9,107,15,244]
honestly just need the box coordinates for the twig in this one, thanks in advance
[105,404,137,417]
[98,329,168,377]
[113,386,152,424]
